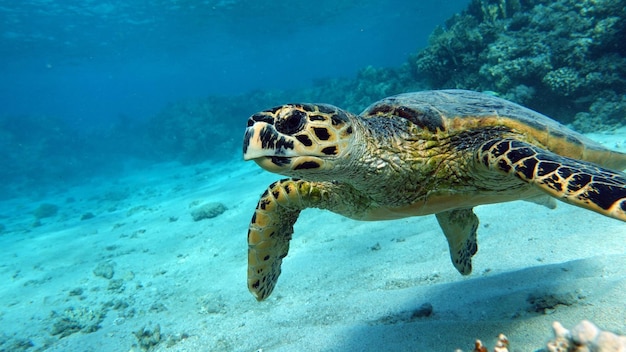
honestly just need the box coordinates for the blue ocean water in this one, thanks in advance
[0,0,468,131]
[0,0,469,198]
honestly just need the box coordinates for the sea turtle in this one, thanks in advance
[242,89,626,301]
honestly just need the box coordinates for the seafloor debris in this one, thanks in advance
[133,324,161,351]
[50,306,106,338]
[455,321,626,352]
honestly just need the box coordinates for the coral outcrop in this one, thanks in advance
[412,0,626,124]
[546,320,626,352]
[455,320,626,352]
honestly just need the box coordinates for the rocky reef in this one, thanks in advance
[412,0,626,129]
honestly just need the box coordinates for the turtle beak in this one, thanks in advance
[243,122,298,161]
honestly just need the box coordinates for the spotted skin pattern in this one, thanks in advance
[243,89,626,301]
[247,179,302,301]
[248,178,371,300]
[478,138,626,220]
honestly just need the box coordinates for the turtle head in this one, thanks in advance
[243,103,356,177]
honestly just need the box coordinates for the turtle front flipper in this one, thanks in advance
[247,178,309,301]
[248,178,367,301]
[436,208,479,275]
[477,139,626,222]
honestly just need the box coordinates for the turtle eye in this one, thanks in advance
[276,110,307,135]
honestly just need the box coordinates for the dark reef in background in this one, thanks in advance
[147,64,424,164]
[0,113,151,199]
[412,0,626,130]
[2,0,625,198]
[149,0,626,166]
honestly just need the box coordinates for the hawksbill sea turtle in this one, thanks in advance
[242,89,626,301]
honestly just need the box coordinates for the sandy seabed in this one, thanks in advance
[1,129,625,352]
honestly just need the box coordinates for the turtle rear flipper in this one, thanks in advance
[478,139,626,222]
[436,208,479,275]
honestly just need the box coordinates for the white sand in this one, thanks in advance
[1,129,625,351]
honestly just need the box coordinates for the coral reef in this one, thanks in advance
[546,320,626,352]
[412,0,626,124]
[572,91,626,132]
[455,334,509,352]
[455,320,626,352]
[147,97,236,164]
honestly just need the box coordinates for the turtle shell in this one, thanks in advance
[360,90,626,170]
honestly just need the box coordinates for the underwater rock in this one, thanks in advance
[0,333,34,351]
[198,294,227,315]
[107,279,125,293]
[190,202,227,221]
[93,261,115,279]
[133,324,161,351]
[68,287,84,297]
[526,290,585,314]
[410,302,434,319]
[49,306,106,338]
[33,203,59,219]
[165,333,190,348]
[80,212,95,220]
